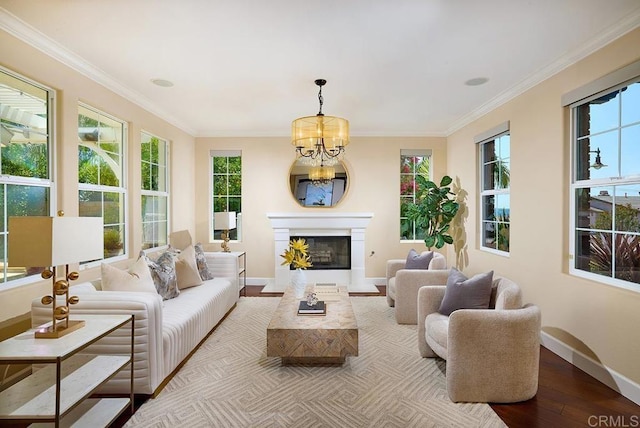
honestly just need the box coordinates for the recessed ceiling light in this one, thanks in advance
[465,77,489,86]
[151,78,174,87]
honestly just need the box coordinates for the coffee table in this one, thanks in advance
[266,284,358,365]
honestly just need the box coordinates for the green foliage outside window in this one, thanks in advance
[400,154,430,240]
[1,69,52,284]
[78,105,126,259]
[212,155,241,240]
[141,133,168,249]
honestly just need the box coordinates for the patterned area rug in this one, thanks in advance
[125,297,506,427]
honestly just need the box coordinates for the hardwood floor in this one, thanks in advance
[113,285,639,427]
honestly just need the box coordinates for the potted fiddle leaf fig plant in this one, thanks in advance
[406,175,460,249]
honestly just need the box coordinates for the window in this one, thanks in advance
[1,68,53,285]
[78,104,127,259]
[569,72,640,289]
[141,132,169,249]
[211,151,241,241]
[400,150,430,240]
[477,123,510,254]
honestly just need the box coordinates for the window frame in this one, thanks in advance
[209,150,242,243]
[399,149,431,242]
[567,65,640,292]
[141,131,170,250]
[78,102,128,263]
[476,122,511,256]
[0,67,56,289]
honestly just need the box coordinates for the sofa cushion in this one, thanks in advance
[194,243,214,280]
[175,245,203,289]
[438,268,493,316]
[101,257,157,293]
[142,251,180,300]
[405,249,434,269]
[425,312,449,359]
[388,277,396,299]
[161,277,237,378]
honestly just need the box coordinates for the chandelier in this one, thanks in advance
[308,164,336,186]
[292,79,349,167]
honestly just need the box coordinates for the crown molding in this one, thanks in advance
[446,9,640,136]
[3,6,639,140]
[0,7,197,137]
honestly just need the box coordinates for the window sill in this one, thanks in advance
[480,246,510,257]
[569,267,640,294]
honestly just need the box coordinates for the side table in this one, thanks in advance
[0,314,134,428]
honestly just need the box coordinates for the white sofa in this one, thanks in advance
[31,252,239,397]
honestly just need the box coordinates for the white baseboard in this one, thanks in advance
[541,331,640,406]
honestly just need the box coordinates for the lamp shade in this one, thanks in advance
[8,216,104,267]
[291,115,349,150]
[214,212,237,231]
[309,165,336,182]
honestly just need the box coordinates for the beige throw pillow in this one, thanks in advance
[101,257,157,293]
[175,245,204,289]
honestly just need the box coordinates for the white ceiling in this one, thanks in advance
[2,1,640,137]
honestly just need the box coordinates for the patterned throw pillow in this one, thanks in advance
[194,243,214,281]
[140,250,180,300]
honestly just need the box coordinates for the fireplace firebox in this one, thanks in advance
[293,236,351,270]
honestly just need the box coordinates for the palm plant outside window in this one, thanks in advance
[400,151,430,241]
[479,131,510,254]
[0,69,53,286]
[211,152,241,241]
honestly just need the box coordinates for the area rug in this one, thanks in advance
[125,297,506,427]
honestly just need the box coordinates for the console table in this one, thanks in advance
[0,314,134,428]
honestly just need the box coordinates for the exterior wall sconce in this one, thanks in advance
[589,147,607,170]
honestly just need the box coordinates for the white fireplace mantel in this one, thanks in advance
[266,212,376,292]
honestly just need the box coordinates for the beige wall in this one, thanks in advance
[195,136,448,281]
[0,31,196,322]
[2,22,639,391]
[446,28,640,385]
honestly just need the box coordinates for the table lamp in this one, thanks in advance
[214,212,236,252]
[8,214,104,338]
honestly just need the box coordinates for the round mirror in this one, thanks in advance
[289,159,348,207]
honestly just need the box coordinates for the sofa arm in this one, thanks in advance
[394,269,449,324]
[417,285,446,357]
[385,259,406,284]
[31,291,164,395]
[446,304,541,403]
[204,252,239,291]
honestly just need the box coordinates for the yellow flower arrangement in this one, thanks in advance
[280,238,313,269]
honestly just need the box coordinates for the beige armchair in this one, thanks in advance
[386,252,448,324]
[417,276,541,403]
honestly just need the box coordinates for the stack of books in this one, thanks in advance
[298,300,326,315]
